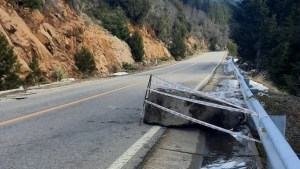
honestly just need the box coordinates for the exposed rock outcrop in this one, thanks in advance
[128,24,172,61]
[0,0,134,79]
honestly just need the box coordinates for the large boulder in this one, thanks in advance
[144,88,246,129]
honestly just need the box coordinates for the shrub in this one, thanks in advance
[106,0,151,23]
[0,33,22,91]
[127,31,144,62]
[25,55,45,86]
[74,47,96,74]
[159,57,170,62]
[53,68,65,81]
[111,66,118,73]
[122,62,134,70]
[8,0,44,10]
[24,0,43,9]
[227,41,238,56]
[87,6,131,42]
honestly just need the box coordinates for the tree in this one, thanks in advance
[25,55,44,86]
[169,33,187,60]
[90,6,131,42]
[227,41,238,56]
[168,20,188,60]
[0,33,22,91]
[23,0,44,9]
[8,0,44,10]
[128,31,144,62]
[74,48,96,74]
[104,0,151,23]
[230,0,273,68]
[117,0,151,23]
[230,0,300,95]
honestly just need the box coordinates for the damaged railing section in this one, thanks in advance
[228,58,300,169]
[142,75,260,143]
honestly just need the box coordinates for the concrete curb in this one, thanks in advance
[194,53,227,91]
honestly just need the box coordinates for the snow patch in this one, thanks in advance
[61,78,75,82]
[250,80,268,92]
[202,160,246,169]
[113,72,129,76]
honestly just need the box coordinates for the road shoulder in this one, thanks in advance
[139,62,263,169]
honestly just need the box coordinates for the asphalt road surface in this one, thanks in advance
[0,52,226,169]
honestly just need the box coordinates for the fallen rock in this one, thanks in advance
[144,88,246,129]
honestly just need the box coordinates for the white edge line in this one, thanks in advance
[106,52,226,169]
[106,126,161,169]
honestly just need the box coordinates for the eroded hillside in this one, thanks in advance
[0,0,138,79]
[0,0,174,80]
[0,0,232,86]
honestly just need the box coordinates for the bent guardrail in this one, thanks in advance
[228,58,300,169]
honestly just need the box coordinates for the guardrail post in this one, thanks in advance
[141,75,153,125]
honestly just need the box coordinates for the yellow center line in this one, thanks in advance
[0,59,203,126]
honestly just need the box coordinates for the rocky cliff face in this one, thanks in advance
[0,0,134,79]
[127,24,171,60]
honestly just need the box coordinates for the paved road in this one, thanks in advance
[0,52,226,169]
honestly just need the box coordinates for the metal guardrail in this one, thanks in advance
[228,59,300,169]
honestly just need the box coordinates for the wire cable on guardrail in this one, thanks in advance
[145,100,261,143]
[149,89,258,116]
[151,75,258,116]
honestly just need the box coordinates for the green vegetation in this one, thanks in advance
[227,41,238,56]
[86,0,234,60]
[231,0,300,95]
[53,68,65,81]
[128,31,144,62]
[0,33,22,91]
[74,47,96,75]
[182,0,232,25]
[159,57,170,62]
[180,0,234,50]
[105,0,151,24]
[8,0,44,10]
[169,33,187,60]
[88,6,131,42]
[146,1,191,60]
[25,55,45,86]
[122,62,134,70]
[87,3,145,62]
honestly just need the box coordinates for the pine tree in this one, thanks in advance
[0,33,22,91]
[25,55,44,87]
[231,0,272,68]
[74,47,96,74]
[231,0,300,95]
[128,31,144,62]
[169,33,187,60]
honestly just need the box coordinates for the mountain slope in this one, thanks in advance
[0,0,134,79]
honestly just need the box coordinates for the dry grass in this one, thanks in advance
[249,72,282,93]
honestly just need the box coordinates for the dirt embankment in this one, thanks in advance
[258,92,300,157]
